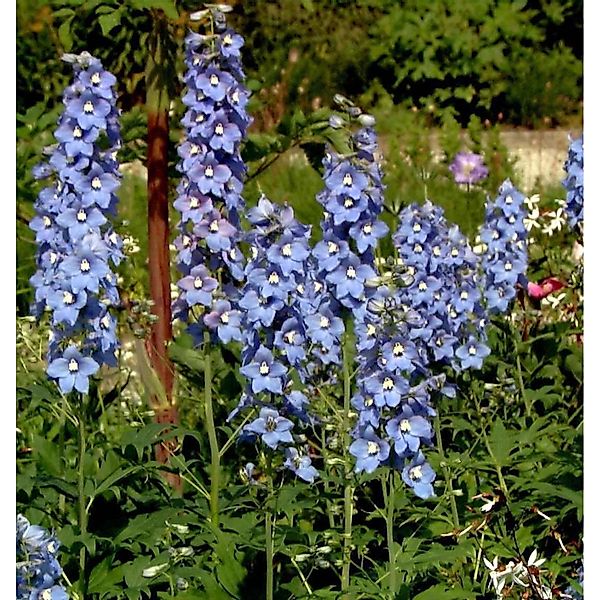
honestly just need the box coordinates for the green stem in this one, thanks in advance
[341,333,353,595]
[203,331,220,527]
[77,401,87,599]
[434,415,460,529]
[384,471,397,598]
[514,343,530,417]
[265,461,274,600]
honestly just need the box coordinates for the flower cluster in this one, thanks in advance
[349,201,487,497]
[29,52,123,394]
[172,9,251,344]
[484,550,554,599]
[392,201,489,372]
[313,116,387,321]
[449,151,489,186]
[17,514,68,600]
[562,135,583,229]
[476,180,528,316]
[232,198,318,483]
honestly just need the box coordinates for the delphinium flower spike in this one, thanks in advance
[231,198,318,483]
[562,135,583,230]
[476,179,529,317]
[17,514,68,600]
[172,7,251,344]
[29,52,123,393]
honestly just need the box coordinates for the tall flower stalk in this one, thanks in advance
[172,6,251,524]
[29,51,123,599]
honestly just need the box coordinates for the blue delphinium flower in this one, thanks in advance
[17,514,68,600]
[29,52,122,392]
[562,135,583,229]
[173,9,251,344]
[231,198,319,482]
[476,180,528,316]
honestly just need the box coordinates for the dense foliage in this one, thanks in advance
[16,3,582,600]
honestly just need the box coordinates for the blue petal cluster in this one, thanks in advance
[313,122,387,320]
[477,180,528,315]
[173,12,251,343]
[231,198,318,483]
[17,514,68,600]
[392,201,489,371]
[562,135,583,229]
[29,52,122,394]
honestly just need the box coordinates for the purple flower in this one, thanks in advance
[401,452,436,499]
[349,426,390,474]
[283,447,318,482]
[239,345,287,394]
[449,152,489,185]
[245,407,294,449]
[46,345,99,393]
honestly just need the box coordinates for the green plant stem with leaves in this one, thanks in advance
[434,414,460,530]
[341,331,354,596]
[265,456,275,600]
[203,331,220,527]
[77,395,87,599]
[383,471,397,598]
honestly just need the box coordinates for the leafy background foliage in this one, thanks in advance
[16,1,582,598]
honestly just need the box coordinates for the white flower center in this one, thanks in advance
[91,177,102,190]
[259,361,270,375]
[367,324,377,336]
[91,72,101,84]
[101,315,110,328]
[382,377,394,390]
[63,291,74,305]
[451,247,459,257]
[194,277,203,289]
[460,291,469,300]
[364,396,373,407]
[83,100,94,113]
[363,223,373,234]
[182,235,191,247]
[205,165,214,178]
[268,272,280,284]
[319,316,330,328]
[346,266,356,279]
[220,312,230,324]
[189,197,199,208]
[367,441,379,455]
[80,258,91,272]
[232,89,240,103]
[504,261,513,271]
[73,126,82,138]
[209,73,219,86]
[413,223,421,232]
[414,243,423,253]
[410,465,423,480]
[505,195,513,204]
[400,419,411,433]
[215,122,224,136]
[282,243,292,257]
[344,197,354,208]
[468,345,477,355]
[327,241,339,254]
[68,358,79,372]
[393,342,404,356]
[76,209,87,222]
[343,173,353,186]
[433,245,441,256]
[285,330,296,344]
[223,33,233,45]
[209,220,219,232]
[418,281,427,291]
[43,216,52,227]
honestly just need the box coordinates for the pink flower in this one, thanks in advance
[527,277,565,300]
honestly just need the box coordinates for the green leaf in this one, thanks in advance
[32,435,62,477]
[488,420,513,466]
[58,16,75,51]
[98,8,125,36]
[414,584,477,599]
[130,0,178,19]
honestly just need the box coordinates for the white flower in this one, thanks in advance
[525,193,540,211]
[524,206,541,232]
[541,292,566,309]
